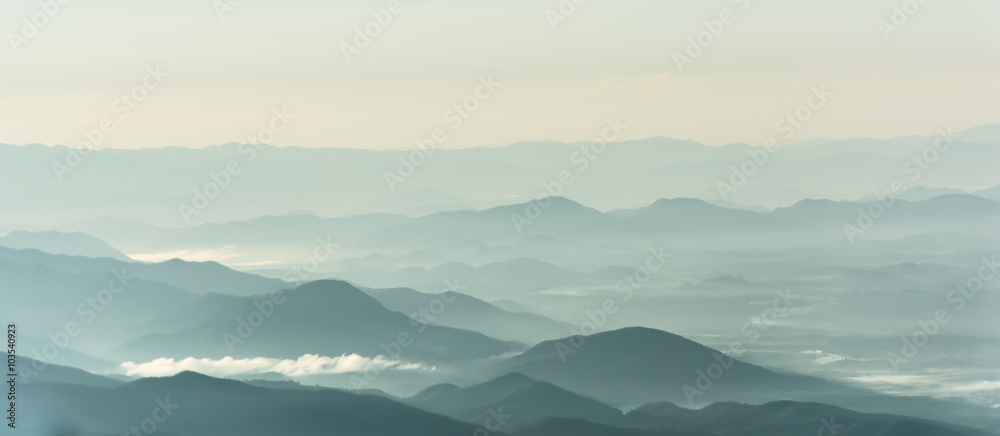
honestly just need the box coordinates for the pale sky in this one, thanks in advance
[1,0,998,150]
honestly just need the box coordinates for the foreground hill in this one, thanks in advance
[407,372,626,429]
[494,327,1000,430]
[20,368,987,436]
[622,400,991,436]
[496,327,852,406]
[20,371,483,436]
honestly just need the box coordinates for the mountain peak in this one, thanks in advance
[124,370,252,392]
[285,280,388,312]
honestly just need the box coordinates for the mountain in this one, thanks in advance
[15,356,125,388]
[4,133,1000,227]
[341,257,595,300]
[0,230,131,261]
[53,216,183,252]
[129,258,287,296]
[11,192,997,284]
[957,123,1000,144]
[514,417,695,436]
[21,367,987,436]
[611,198,792,241]
[973,185,1000,201]
[160,212,410,250]
[622,400,991,436]
[496,327,1000,431]
[0,246,285,296]
[514,400,991,436]
[116,280,522,364]
[0,260,200,355]
[611,198,760,221]
[496,327,852,407]
[770,195,1000,239]
[20,371,484,436]
[362,286,571,343]
[351,197,627,250]
[407,372,626,429]
[893,186,968,202]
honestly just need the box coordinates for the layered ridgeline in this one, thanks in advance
[116,280,523,363]
[0,230,132,261]
[2,222,998,431]
[2,125,999,226]
[491,328,1000,430]
[18,363,993,436]
[13,194,996,276]
[361,286,572,343]
[0,247,532,366]
[2,242,997,426]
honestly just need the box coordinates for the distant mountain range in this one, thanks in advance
[3,126,998,226]
[9,193,995,285]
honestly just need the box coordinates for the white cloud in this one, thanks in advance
[802,349,847,364]
[119,354,432,378]
[950,381,1000,393]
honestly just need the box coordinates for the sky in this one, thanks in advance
[1,0,998,150]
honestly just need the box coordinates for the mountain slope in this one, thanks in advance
[20,371,484,436]
[407,372,625,429]
[496,327,858,406]
[0,230,131,261]
[623,400,991,436]
[0,246,285,296]
[363,286,571,343]
[116,280,522,364]
[15,356,125,388]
